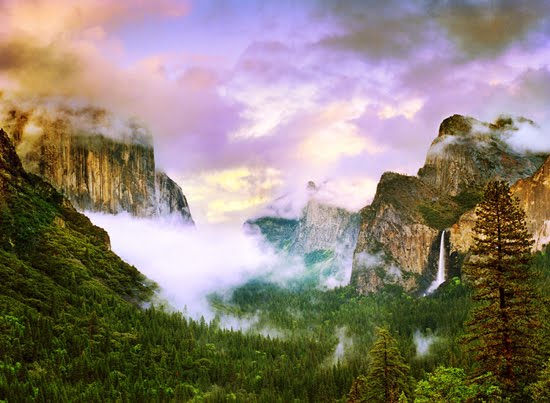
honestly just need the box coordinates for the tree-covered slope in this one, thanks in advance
[0,125,155,303]
[2,124,548,402]
[0,128,356,401]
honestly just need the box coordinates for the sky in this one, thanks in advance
[1,0,550,226]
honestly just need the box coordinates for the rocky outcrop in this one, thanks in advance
[1,104,193,223]
[418,115,545,196]
[246,183,360,284]
[449,209,476,254]
[352,173,439,292]
[352,115,547,294]
[155,171,193,218]
[0,128,112,250]
[451,155,550,253]
[512,156,550,250]
[291,199,359,257]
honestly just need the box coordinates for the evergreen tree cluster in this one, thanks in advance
[1,122,550,403]
[463,181,540,399]
[347,181,549,402]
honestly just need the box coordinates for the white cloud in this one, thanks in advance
[312,177,378,212]
[175,166,284,225]
[86,212,277,318]
[503,121,550,154]
[378,98,424,120]
[85,212,347,318]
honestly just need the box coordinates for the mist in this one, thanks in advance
[331,327,353,365]
[413,330,438,357]
[354,251,402,283]
[503,121,550,154]
[85,212,345,319]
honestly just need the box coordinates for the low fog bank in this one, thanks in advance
[85,213,349,320]
[331,327,353,365]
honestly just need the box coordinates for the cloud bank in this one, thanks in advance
[86,212,276,317]
[1,0,550,224]
[85,212,350,318]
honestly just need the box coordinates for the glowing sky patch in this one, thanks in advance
[176,166,283,224]
[1,0,550,225]
[378,98,424,120]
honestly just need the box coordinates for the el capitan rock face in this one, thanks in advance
[1,104,193,223]
[0,128,112,250]
[352,115,547,294]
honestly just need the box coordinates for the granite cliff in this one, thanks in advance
[451,155,550,254]
[352,173,440,292]
[1,104,193,223]
[246,183,360,284]
[0,127,112,251]
[512,155,550,250]
[352,115,547,294]
[418,115,543,195]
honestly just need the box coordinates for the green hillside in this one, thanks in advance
[0,128,361,401]
[2,127,550,402]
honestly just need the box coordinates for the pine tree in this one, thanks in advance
[347,375,368,403]
[463,180,540,399]
[528,358,550,401]
[348,327,410,403]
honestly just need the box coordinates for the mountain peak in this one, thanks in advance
[437,114,474,137]
[353,113,548,294]
[1,102,193,223]
[306,180,317,191]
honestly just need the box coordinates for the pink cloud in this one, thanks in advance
[1,0,190,40]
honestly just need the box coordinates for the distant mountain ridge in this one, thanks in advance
[245,182,360,285]
[1,103,193,223]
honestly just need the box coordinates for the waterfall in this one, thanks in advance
[425,231,446,295]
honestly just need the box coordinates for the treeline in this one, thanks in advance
[215,277,472,379]
[343,182,550,402]
[0,257,473,402]
[0,287,351,401]
[2,132,550,401]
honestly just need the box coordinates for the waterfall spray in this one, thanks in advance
[425,231,446,295]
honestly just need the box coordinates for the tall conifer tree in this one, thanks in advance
[348,328,410,403]
[463,181,539,399]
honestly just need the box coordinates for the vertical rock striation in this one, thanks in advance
[246,183,360,284]
[1,104,193,223]
[512,156,550,250]
[451,155,550,253]
[291,198,359,257]
[352,173,439,293]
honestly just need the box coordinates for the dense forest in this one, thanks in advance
[1,129,550,401]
